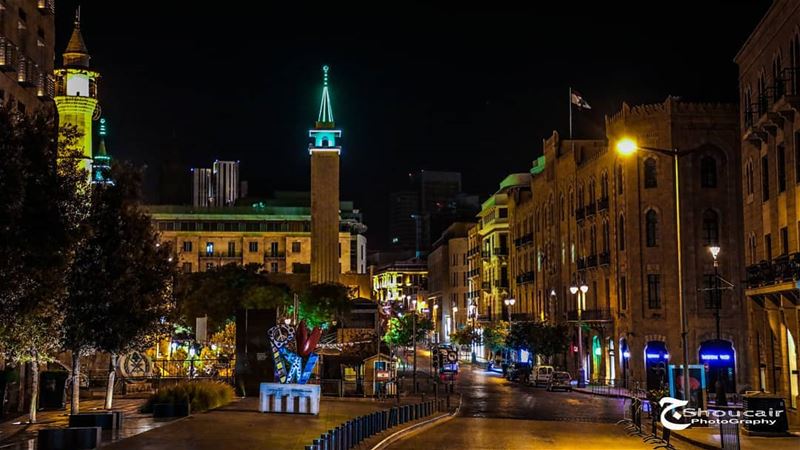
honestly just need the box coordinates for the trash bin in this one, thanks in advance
[742,392,789,434]
[39,371,68,409]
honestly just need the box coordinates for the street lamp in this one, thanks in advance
[616,136,693,402]
[570,283,588,387]
[709,246,721,339]
[411,297,418,393]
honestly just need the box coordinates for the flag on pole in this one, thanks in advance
[571,90,592,110]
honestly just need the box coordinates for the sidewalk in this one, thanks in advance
[103,395,428,450]
[573,386,800,450]
[0,397,149,446]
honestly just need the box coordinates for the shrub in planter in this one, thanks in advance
[141,381,234,414]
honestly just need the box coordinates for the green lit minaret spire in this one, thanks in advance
[316,65,335,127]
[309,65,341,152]
[92,117,113,185]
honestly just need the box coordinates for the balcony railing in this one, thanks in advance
[748,68,800,128]
[494,247,509,257]
[199,251,243,258]
[575,207,585,221]
[597,197,609,212]
[467,268,480,278]
[494,279,509,289]
[587,254,598,268]
[481,282,492,292]
[514,233,533,248]
[264,251,286,259]
[577,257,587,270]
[567,308,613,322]
[599,251,611,266]
[481,250,491,260]
[515,271,535,285]
[745,252,800,288]
[585,202,597,216]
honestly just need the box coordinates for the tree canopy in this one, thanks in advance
[383,313,432,347]
[176,263,290,334]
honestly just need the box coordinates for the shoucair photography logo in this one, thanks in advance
[659,397,785,430]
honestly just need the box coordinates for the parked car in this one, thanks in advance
[546,371,572,391]
[531,365,555,387]
[505,362,531,382]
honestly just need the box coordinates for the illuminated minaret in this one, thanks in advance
[92,118,113,185]
[309,65,341,283]
[54,9,100,175]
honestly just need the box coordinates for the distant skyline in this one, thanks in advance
[56,2,771,247]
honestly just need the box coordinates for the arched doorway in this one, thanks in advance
[592,335,602,381]
[620,338,631,387]
[645,341,669,390]
[606,338,616,382]
[698,339,736,394]
[788,329,798,409]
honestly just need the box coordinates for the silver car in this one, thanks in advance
[546,371,572,391]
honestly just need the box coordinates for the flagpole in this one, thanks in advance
[568,87,573,140]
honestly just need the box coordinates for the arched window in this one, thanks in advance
[588,179,596,204]
[616,165,624,195]
[702,209,720,246]
[601,172,609,199]
[560,193,565,221]
[577,184,584,208]
[590,225,597,255]
[645,210,658,247]
[644,158,658,188]
[618,215,626,251]
[602,220,610,252]
[701,156,717,188]
[745,158,754,196]
[773,54,783,98]
[748,232,757,264]
[792,34,800,93]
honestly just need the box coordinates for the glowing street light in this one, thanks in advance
[615,137,638,156]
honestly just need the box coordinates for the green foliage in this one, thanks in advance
[481,321,509,353]
[449,325,480,346]
[62,162,178,357]
[383,313,432,347]
[176,263,290,333]
[293,283,353,329]
[0,109,86,368]
[141,381,234,413]
[505,321,570,363]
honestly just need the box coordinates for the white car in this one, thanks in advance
[531,365,554,386]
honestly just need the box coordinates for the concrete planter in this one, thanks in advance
[69,411,124,430]
[152,402,191,418]
[38,426,102,450]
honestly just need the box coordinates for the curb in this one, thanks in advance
[369,395,461,450]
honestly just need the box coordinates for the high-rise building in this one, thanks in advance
[389,170,478,254]
[212,160,239,207]
[54,10,98,174]
[736,0,800,420]
[309,65,341,284]
[0,0,55,114]
[191,167,213,207]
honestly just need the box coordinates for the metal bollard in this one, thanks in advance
[313,439,323,450]
[306,446,316,450]
[347,420,353,449]
[334,426,341,450]
[320,433,330,450]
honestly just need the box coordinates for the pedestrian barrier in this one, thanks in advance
[303,399,443,450]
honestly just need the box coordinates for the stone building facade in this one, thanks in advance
[427,222,473,342]
[735,0,800,423]
[505,99,746,397]
[0,0,55,113]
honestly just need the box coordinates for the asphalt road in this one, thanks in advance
[388,365,691,450]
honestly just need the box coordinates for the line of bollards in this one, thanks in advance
[305,400,442,450]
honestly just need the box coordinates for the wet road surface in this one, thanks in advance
[388,365,692,449]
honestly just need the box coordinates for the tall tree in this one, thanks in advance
[0,109,87,422]
[62,162,177,413]
[176,263,290,334]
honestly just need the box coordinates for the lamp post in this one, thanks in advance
[709,245,722,340]
[616,137,693,402]
[411,297,418,394]
[570,283,588,388]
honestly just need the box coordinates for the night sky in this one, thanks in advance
[57,2,771,249]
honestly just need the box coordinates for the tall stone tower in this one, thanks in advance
[54,10,99,175]
[309,65,341,284]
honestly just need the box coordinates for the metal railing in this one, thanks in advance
[304,399,445,450]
